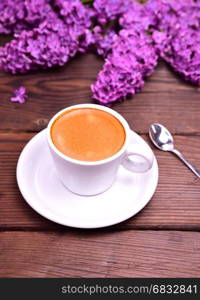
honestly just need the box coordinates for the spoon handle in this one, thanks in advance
[171,149,200,178]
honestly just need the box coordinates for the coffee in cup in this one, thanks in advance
[51,108,125,162]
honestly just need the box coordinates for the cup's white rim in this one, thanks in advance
[47,103,131,166]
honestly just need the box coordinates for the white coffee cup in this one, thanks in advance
[47,104,154,196]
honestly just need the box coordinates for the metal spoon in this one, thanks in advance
[149,123,200,178]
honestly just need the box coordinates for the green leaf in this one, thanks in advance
[80,0,94,3]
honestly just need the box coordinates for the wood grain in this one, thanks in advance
[0,54,200,134]
[1,133,200,230]
[0,230,200,277]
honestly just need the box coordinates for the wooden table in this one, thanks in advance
[0,39,200,277]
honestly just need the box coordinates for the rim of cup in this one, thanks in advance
[47,103,131,166]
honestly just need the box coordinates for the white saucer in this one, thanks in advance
[16,129,158,229]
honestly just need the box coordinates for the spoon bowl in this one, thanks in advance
[149,123,174,151]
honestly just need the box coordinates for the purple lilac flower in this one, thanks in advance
[91,29,158,104]
[120,0,155,32]
[0,0,93,73]
[0,14,70,73]
[93,0,135,25]
[0,0,53,34]
[147,0,200,85]
[53,0,95,52]
[92,0,159,104]
[91,0,137,57]
[92,26,117,57]
[10,86,27,104]
[161,28,200,85]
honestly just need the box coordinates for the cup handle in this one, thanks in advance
[121,144,154,173]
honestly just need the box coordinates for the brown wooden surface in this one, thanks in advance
[1,231,200,278]
[0,49,200,277]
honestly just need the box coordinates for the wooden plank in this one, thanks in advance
[0,53,200,134]
[0,133,200,230]
[0,230,199,277]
